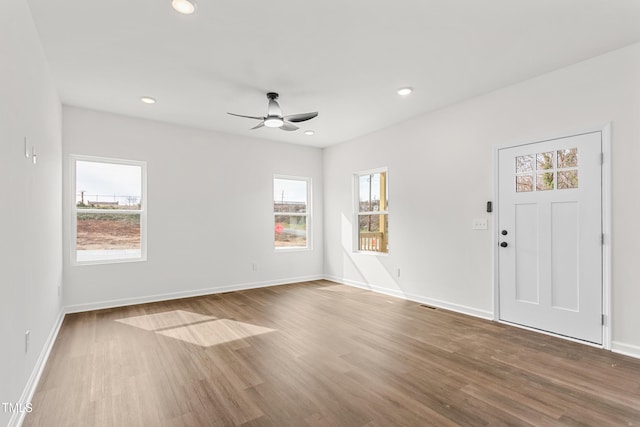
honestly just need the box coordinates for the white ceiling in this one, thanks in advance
[26,0,640,148]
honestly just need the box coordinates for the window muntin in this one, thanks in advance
[72,156,146,264]
[516,148,578,192]
[356,169,388,253]
[273,176,310,250]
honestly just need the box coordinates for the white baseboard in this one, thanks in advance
[611,341,640,359]
[9,309,65,427]
[65,275,325,314]
[324,275,493,320]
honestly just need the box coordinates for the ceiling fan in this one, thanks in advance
[227,92,318,131]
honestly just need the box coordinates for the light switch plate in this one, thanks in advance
[472,218,488,230]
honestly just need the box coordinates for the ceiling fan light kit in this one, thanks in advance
[228,92,318,132]
[264,118,284,128]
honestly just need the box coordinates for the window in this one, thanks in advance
[72,156,146,264]
[356,169,388,253]
[273,176,310,250]
[516,147,579,192]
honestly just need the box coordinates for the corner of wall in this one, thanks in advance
[8,310,65,427]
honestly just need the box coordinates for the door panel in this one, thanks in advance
[515,203,538,304]
[551,201,578,311]
[498,131,602,344]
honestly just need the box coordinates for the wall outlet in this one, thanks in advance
[472,218,488,230]
[25,330,30,353]
[396,268,401,278]
[58,285,62,297]
[252,263,258,272]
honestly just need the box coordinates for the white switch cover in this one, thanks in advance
[472,218,488,230]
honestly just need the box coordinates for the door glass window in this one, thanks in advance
[557,148,578,168]
[516,155,534,173]
[558,170,579,190]
[536,173,554,191]
[516,175,534,192]
[536,152,554,170]
[516,148,578,192]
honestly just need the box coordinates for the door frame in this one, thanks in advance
[493,123,612,349]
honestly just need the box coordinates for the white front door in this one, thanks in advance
[498,131,603,344]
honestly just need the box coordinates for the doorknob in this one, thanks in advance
[500,242,508,248]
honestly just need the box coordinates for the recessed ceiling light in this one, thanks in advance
[304,130,315,136]
[140,96,156,104]
[397,87,413,96]
[171,0,196,14]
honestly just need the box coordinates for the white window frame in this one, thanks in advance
[354,167,389,255]
[273,175,312,252]
[70,155,147,266]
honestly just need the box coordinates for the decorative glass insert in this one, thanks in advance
[514,147,579,192]
[536,152,554,170]
[558,170,579,189]
[536,173,554,191]
[516,155,534,173]
[516,175,534,192]
[515,155,534,192]
[557,148,578,168]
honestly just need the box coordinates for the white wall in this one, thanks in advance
[0,0,63,425]
[324,43,640,353]
[62,107,324,310]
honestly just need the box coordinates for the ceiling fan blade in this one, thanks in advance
[250,121,265,130]
[227,112,264,120]
[268,99,282,117]
[283,112,318,123]
[280,122,299,131]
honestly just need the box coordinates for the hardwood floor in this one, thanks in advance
[24,280,640,426]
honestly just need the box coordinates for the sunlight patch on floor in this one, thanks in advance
[317,284,364,293]
[115,309,216,331]
[116,310,275,347]
[157,319,276,347]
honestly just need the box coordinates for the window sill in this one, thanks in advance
[72,249,146,266]
[274,246,312,253]
[355,250,389,257]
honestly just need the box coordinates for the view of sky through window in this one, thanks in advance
[273,178,307,204]
[359,173,381,206]
[76,161,141,205]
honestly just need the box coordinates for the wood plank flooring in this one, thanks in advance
[24,280,640,426]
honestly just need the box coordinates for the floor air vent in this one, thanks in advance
[419,304,437,310]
